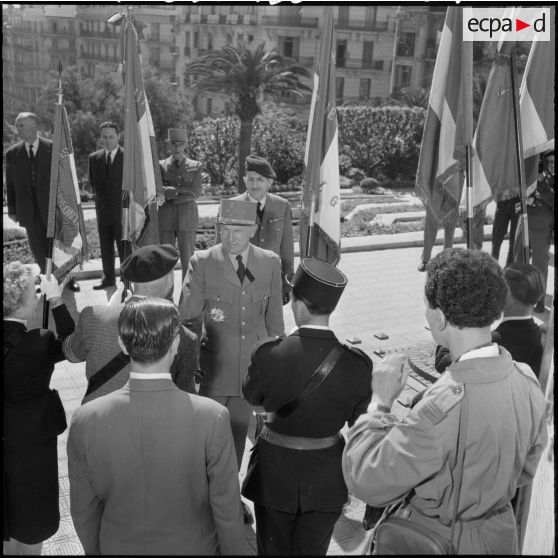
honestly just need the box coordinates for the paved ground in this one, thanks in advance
[21,238,554,555]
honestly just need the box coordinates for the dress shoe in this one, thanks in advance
[67,278,80,292]
[92,279,116,290]
[242,502,254,525]
[534,300,545,313]
[417,261,427,272]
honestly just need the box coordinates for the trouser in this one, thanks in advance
[199,392,252,470]
[461,209,485,251]
[254,503,342,555]
[491,198,519,265]
[421,208,456,263]
[159,229,196,281]
[25,222,48,274]
[97,219,122,281]
[529,220,554,298]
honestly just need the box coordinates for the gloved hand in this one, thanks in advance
[163,186,178,200]
[39,274,63,301]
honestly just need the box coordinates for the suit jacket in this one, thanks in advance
[241,327,372,512]
[67,378,245,555]
[88,146,124,224]
[63,303,198,401]
[4,305,74,444]
[179,243,284,397]
[220,192,295,281]
[5,137,53,228]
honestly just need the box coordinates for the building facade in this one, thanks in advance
[3,4,446,117]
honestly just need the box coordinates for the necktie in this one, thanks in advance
[174,159,180,169]
[256,201,264,221]
[28,145,35,161]
[105,152,111,174]
[29,146,36,187]
[236,255,246,284]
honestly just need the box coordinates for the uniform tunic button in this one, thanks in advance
[242,321,246,325]
[454,385,462,394]
[242,306,246,310]
[242,291,247,295]
[242,335,246,339]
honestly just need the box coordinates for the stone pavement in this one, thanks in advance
[25,238,553,555]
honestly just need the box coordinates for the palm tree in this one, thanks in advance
[188,41,311,191]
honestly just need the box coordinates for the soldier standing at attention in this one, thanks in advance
[242,258,372,554]
[159,128,203,280]
[219,154,294,304]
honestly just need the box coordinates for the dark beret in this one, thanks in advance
[120,244,179,283]
[245,154,276,179]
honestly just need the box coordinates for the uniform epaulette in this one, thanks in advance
[415,381,464,425]
[185,158,202,170]
[343,344,373,367]
[251,335,284,358]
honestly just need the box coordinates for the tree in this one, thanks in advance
[389,87,430,109]
[188,41,311,192]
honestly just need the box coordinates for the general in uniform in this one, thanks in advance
[242,258,372,555]
[179,199,284,472]
[225,154,294,304]
[159,128,203,280]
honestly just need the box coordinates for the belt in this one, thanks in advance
[259,425,341,450]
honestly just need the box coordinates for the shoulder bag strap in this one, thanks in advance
[269,345,344,421]
[83,351,130,401]
[448,395,469,553]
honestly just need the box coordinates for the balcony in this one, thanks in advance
[79,28,119,40]
[44,29,75,37]
[81,52,120,63]
[261,15,305,27]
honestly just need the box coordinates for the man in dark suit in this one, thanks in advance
[223,155,294,304]
[88,121,124,289]
[242,257,373,555]
[67,297,245,555]
[5,112,79,291]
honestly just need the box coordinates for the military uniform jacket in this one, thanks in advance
[342,347,548,554]
[159,156,203,231]
[226,192,294,280]
[88,146,124,224]
[179,243,284,397]
[63,303,198,400]
[67,379,245,555]
[5,137,53,228]
[241,327,372,513]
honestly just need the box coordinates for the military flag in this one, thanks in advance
[415,7,467,224]
[300,6,341,264]
[46,98,89,288]
[120,13,162,252]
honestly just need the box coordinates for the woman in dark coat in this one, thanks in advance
[3,262,74,555]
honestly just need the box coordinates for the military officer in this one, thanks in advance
[179,199,284,476]
[218,154,294,304]
[242,257,373,555]
[159,128,203,280]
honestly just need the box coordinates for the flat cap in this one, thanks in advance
[217,199,257,225]
[120,244,179,283]
[167,128,188,142]
[245,154,276,179]
[289,257,347,311]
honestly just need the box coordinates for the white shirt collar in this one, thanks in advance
[4,317,27,326]
[228,245,251,268]
[129,372,172,380]
[290,325,332,334]
[458,343,499,362]
[26,138,39,153]
[247,192,267,208]
[105,146,119,159]
[499,315,533,323]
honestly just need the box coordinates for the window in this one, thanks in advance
[362,41,374,68]
[397,32,415,57]
[193,31,199,48]
[338,6,349,27]
[52,21,58,33]
[336,40,347,68]
[359,78,371,98]
[248,34,254,43]
[206,98,212,114]
[365,6,377,28]
[207,33,213,50]
[151,23,160,42]
[283,37,294,58]
[185,31,190,46]
[335,77,344,103]
[395,64,412,88]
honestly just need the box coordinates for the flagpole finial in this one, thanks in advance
[57,58,63,104]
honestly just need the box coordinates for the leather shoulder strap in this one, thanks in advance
[83,351,130,400]
[269,345,344,422]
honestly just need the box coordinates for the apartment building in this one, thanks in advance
[3,4,446,117]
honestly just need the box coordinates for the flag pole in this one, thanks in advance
[43,60,64,328]
[462,37,474,249]
[509,44,530,263]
